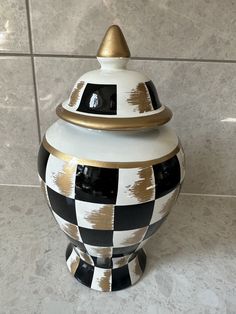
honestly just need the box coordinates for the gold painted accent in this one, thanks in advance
[79,251,94,265]
[122,227,147,246]
[53,161,77,197]
[160,186,180,217]
[115,256,127,268]
[56,104,172,130]
[134,258,142,276]
[127,83,152,113]
[86,204,113,230]
[63,222,79,240]
[97,25,130,58]
[42,137,180,169]
[69,81,85,107]
[70,254,80,275]
[128,166,154,202]
[98,269,111,292]
[94,247,112,258]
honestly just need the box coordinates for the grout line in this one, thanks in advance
[1,51,236,64]
[131,57,236,63]
[0,52,31,57]
[25,0,41,143]
[180,192,236,198]
[34,53,96,59]
[0,183,40,188]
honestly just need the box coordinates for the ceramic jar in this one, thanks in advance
[37,25,185,292]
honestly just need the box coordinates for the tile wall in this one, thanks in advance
[1,0,236,194]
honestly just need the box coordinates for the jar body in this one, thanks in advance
[38,119,185,291]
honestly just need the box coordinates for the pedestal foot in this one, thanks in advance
[65,243,146,292]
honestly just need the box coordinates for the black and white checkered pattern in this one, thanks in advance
[38,143,184,290]
[65,244,146,291]
[64,81,162,116]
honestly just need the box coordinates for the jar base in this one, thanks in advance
[65,243,146,292]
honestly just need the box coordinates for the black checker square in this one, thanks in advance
[79,226,113,247]
[74,258,94,288]
[143,216,167,240]
[75,164,119,204]
[145,80,162,110]
[47,186,77,225]
[112,265,131,291]
[78,83,117,115]
[37,144,50,181]
[114,200,155,231]
[112,243,140,257]
[153,155,181,199]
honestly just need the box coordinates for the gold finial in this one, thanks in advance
[97,25,130,58]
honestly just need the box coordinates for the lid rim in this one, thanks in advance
[56,104,172,131]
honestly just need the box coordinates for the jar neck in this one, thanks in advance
[97,57,129,70]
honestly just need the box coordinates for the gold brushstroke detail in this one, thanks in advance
[134,258,142,276]
[94,247,112,258]
[79,251,94,265]
[70,254,80,275]
[42,136,180,169]
[128,83,152,113]
[56,103,172,130]
[128,166,154,202]
[115,256,127,268]
[86,204,113,230]
[160,186,180,217]
[97,25,130,58]
[122,227,147,246]
[69,81,85,107]
[98,270,111,292]
[63,222,79,240]
[53,162,77,197]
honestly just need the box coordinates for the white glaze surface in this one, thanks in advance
[45,119,179,163]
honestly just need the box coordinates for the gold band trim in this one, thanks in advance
[56,104,172,130]
[42,137,180,169]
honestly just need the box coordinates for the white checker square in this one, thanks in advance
[113,227,148,247]
[177,148,185,183]
[66,248,80,275]
[128,256,142,284]
[45,154,77,199]
[52,211,82,242]
[75,200,114,230]
[151,186,180,224]
[116,166,155,205]
[84,244,113,258]
[91,267,112,292]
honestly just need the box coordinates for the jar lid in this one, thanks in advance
[56,25,172,130]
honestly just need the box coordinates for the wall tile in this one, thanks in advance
[0,57,39,184]
[30,0,236,59]
[129,60,236,195]
[1,186,235,313]
[34,57,98,135]
[0,0,29,52]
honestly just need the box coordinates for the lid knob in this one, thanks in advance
[97,25,130,58]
